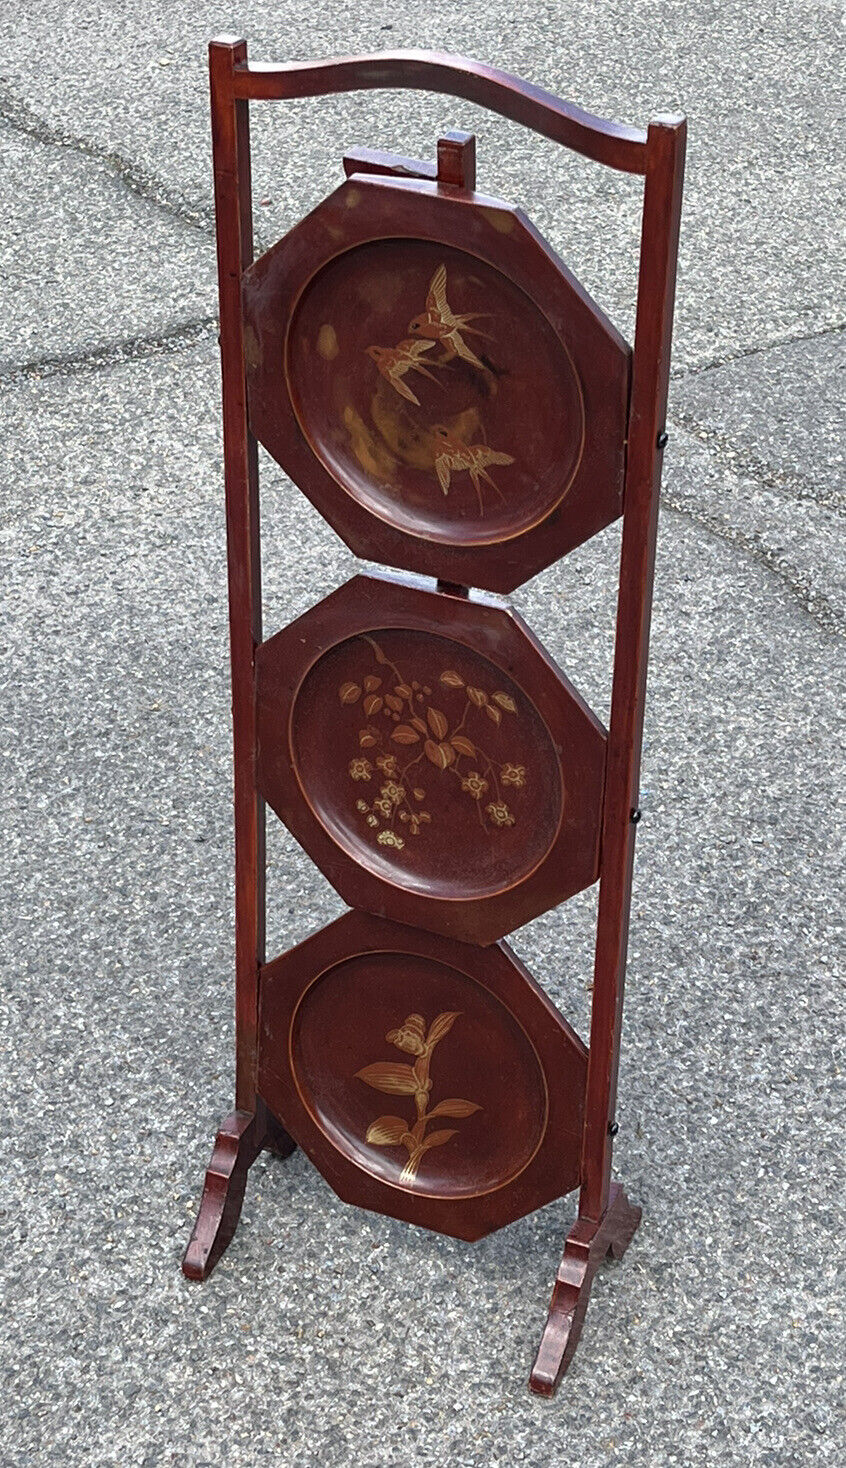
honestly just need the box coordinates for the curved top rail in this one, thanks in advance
[230,50,649,175]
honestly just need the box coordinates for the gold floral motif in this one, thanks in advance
[377,829,405,850]
[356,1010,481,1184]
[337,638,527,858]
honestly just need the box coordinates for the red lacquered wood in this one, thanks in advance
[242,174,631,592]
[182,1100,295,1280]
[580,115,687,1221]
[209,39,296,1147]
[528,1182,641,1395]
[254,571,607,945]
[188,35,686,1391]
[436,130,476,190]
[230,50,648,175]
[531,115,686,1392]
[257,910,588,1240]
[343,145,437,181]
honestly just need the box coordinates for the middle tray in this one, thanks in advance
[256,572,606,945]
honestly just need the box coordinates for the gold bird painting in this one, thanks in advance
[430,424,514,511]
[365,338,441,406]
[407,264,489,370]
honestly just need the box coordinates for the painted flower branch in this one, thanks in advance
[356,1011,481,1184]
[339,637,526,853]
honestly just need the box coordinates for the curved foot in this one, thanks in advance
[529,1182,641,1397]
[182,1102,296,1281]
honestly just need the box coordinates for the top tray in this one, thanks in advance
[242,174,631,592]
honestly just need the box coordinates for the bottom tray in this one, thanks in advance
[258,910,587,1240]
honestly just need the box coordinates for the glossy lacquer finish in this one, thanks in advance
[255,572,606,945]
[184,36,685,1400]
[242,174,630,592]
[258,911,587,1240]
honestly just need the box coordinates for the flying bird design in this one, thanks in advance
[430,425,514,511]
[366,339,441,406]
[407,265,489,370]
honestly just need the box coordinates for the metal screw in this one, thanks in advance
[608,1121,619,1137]
[630,807,642,824]
[657,430,669,449]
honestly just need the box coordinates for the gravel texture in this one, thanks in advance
[1,5,843,1465]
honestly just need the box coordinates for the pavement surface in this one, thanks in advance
[1,5,843,1466]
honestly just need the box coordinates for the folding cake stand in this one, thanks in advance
[183,38,685,1395]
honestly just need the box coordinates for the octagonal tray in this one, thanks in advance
[242,174,631,592]
[257,910,588,1240]
[255,572,607,945]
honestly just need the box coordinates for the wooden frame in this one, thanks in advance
[183,38,685,1398]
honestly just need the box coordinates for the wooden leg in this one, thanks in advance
[181,1104,295,1281]
[529,1182,641,1396]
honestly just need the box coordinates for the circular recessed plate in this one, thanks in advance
[290,626,563,903]
[291,950,548,1199]
[286,238,584,546]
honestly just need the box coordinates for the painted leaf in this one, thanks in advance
[385,694,403,713]
[485,703,502,726]
[424,739,455,769]
[394,684,413,700]
[427,708,449,739]
[411,716,428,735]
[392,724,420,745]
[355,1062,418,1095]
[363,694,383,716]
[467,686,487,708]
[359,732,378,748]
[364,675,382,693]
[420,1129,458,1152]
[427,1011,460,1046]
[339,682,361,704]
[428,1098,482,1119]
[492,691,517,713]
[413,787,426,801]
[366,1115,410,1146]
[440,671,464,688]
[451,735,475,758]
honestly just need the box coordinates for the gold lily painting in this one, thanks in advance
[356,1009,481,1184]
[288,239,583,542]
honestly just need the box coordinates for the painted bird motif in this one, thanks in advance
[430,425,514,512]
[365,338,441,406]
[407,265,489,370]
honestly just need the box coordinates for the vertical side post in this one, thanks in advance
[579,115,687,1222]
[209,37,264,1112]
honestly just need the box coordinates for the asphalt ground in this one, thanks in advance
[1,4,843,1465]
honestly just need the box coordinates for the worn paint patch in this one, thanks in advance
[482,207,515,234]
[317,323,339,360]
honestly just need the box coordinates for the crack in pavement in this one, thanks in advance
[662,492,844,638]
[670,320,845,382]
[0,85,215,236]
[0,316,219,385]
[666,409,845,517]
